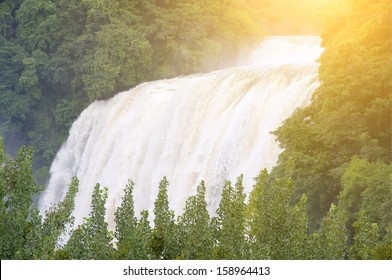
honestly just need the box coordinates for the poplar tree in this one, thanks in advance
[179,181,212,259]
[247,170,295,259]
[65,183,114,259]
[213,175,246,259]
[318,204,348,259]
[133,210,153,260]
[349,211,378,260]
[373,225,392,260]
[150,177,179,259]
[115,180,152,259]
[286,194,309,259]
[114,180,137,259]
[247,169,309,259]
[246,169,269,259]
[17,177,79,259]
[0,143,41,259]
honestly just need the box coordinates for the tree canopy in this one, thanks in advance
[272,0,391,230]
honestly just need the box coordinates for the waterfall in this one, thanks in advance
[39,36,324,229]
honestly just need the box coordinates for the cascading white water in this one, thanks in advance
[39,36,323,229]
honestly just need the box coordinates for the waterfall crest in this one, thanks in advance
[39,36,323,228]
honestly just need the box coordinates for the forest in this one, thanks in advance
[1,0,391,259]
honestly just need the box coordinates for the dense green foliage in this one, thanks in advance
[64,183,114,259]
[272,0,391,231]
[178,181,213,259]
[247,171,309,259]
[114,180,151,259]
[213,176,246,259]
[0,138,78,259]
[0,0,261,177]
[1,141,390,259]
[150,177,179,259]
